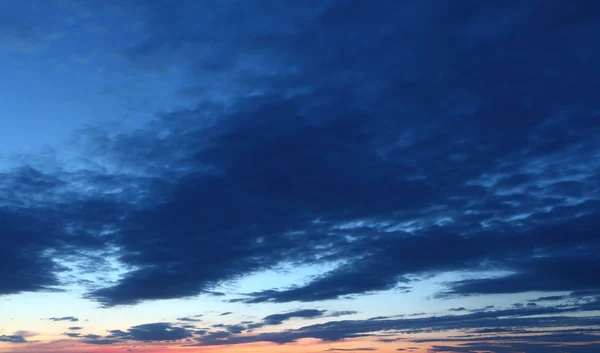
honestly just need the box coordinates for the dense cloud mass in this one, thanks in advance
[1,0,600,352]
[83,0,600,304]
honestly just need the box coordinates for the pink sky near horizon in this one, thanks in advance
[1,337,431,353]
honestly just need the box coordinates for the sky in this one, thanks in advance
[1,1,599,352]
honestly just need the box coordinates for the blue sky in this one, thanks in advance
[1,1,600,353]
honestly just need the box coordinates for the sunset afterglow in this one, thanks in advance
[1,1,600,353]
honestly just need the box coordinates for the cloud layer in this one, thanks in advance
[1,1,599,352]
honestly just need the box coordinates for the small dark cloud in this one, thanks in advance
[82,339,121,345]
[0,335,26,343]
[378,338,401,343]
[449,307,466,312]
[83,334,101,339]
[224,325,245,334]
[533,295,570,302]
[329,311,359,317]
[263,309,327,325]
[211,324,245,334]
[81,322,195,345]
[203,291,226,297]
[48,316,79,322]
[177,317,202,322]
[108,322,193,341]
[407,313,426,317]
[368,316,390,321]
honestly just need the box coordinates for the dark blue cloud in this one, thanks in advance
[82,338,121,345]
[0,165,127,298]
[263,309,327,325]
[75,300,600,348]
[237,213,600,302]
[61,0,598,307]
[0,335,26,343]
[328,311,359,318]
[83,334,101,339]
[208,309,330,333]
[105,323,193,342]
[48,317,79,322]
[189,300,600,346]
[429,342,600,353]
[448,308,466,312]
[441,254,600,297]
[0,168,74,296]
[177,317,202,323]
